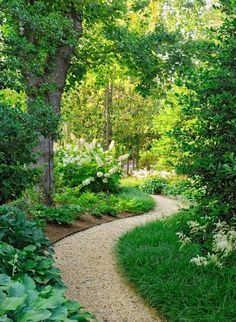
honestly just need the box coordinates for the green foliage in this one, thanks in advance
[163,178,202,201]
[173,8,236,222]
[0,274,93,322]
[0,206,51,251]
[140,176,167,194]
[55,186,155,218]
[117,187,155,214]
[55,139,127,193]
[0,206,95,321]
[32,205,81,225]
[120,177,145,189]
[0,243,62,286]
[0,104,38,204]
[77,192,119,218]
[116,210,236,322]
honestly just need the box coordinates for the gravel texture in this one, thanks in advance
[55,195,181,322]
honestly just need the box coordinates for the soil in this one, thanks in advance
[46,212,142,243]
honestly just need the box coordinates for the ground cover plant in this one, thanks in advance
[0,206,95,321]
[54,187,155,218]
[116,210,236,322]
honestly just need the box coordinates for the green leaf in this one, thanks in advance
[17,309,52,322]
[0,296,25,312]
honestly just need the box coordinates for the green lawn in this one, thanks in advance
[116,210,236,322]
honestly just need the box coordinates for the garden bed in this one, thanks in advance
[46,211,144,243]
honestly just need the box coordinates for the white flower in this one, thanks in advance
[79,138,85,146]
[108,140,115,150]
[73,145,79,152]
[95,156,104,166]
[213,233,234,255]
[97,172,103,177]
[105,156,112,162]
[187,220,207,234]
[176,232,191,247]
[190,255,208,267]
[63,156,73,165]
[82,177,95,186]
[118,154,129,162]
[103,178,108,183]
[109,168,117,174]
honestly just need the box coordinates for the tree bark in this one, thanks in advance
[27,16,83,205]
[104,82,113,150]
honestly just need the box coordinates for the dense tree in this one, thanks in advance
[174,1,236,220]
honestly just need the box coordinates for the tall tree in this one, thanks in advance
[0,0,126,204]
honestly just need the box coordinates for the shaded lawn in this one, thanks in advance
[116,210,236,322]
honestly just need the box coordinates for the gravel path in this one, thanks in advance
[55,196,181,322]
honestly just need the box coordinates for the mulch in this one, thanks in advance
[46,212,136,243]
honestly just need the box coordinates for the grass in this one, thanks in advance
[116,210,236,322]
[120,176,145,188]
[117,186,155,214]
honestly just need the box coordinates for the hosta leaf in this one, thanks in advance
[23,245,36,253]
[0,275,11,291]
[50,306,68,320]
[17,309,52,322]
[24,259,36,270]
[32,295,62,310]
[22,275,36,291]
[0,316,13,322]
[0,296,25,312]
[8,282,25,297]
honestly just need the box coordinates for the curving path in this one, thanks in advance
[55,196,181,322]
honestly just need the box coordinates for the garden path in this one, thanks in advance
[55,196,181,322]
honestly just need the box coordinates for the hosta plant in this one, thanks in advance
[0,274,95,321]
[0,206,52,252]
[0,243,62,286]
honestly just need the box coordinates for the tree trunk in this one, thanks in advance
[28,19,83,205]
[104,83,113,150]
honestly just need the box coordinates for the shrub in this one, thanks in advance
[173,8,236,267]
[0,274,94,321]
[141,177,168,194]
[55,139,129,193]
[0,104,38,204]
[79,192,119,217]
[163,179,202,201]
[0,242,62,286]
[0,206,95,321]
[32,205,81,225]
[0,206,51,251]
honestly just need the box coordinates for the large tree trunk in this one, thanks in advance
[28,18,83,205]
[104,82,113,150]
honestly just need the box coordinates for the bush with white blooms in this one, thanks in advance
[55,139,129,193]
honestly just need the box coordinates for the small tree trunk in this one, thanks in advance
[104,82,113,150]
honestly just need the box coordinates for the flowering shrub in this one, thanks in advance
[177,206,236,268]
[131,168,173,179]
[55,139,129,193]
